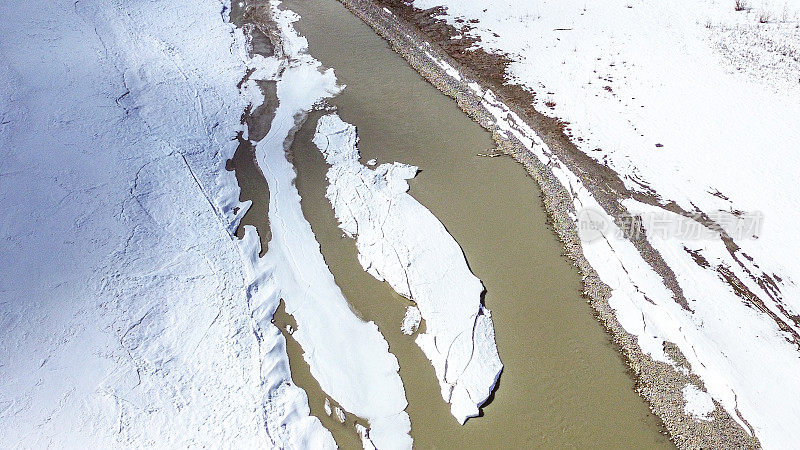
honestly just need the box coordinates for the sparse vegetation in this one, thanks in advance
[734,0,749,12]
[758,11,771,23]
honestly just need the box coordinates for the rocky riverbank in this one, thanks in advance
[334,0,760,447]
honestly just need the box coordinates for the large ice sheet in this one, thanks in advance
[313,113,503,423]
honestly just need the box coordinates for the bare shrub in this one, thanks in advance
[734,0,749,11]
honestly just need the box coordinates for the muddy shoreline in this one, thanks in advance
[333,0,759,447]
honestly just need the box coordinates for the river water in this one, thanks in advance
[267,0,675,447]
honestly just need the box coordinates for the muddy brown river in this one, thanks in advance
[262,0,677,447]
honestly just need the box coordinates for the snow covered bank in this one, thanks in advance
[0,0,332,446]
[362,0,800,446]
[312,113,503,423]
[241,2,413,447]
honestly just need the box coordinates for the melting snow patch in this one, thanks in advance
[401,306,422,335]
[334,406,346,423]
[682,384,715,422]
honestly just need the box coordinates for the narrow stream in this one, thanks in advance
[274,0,674,447]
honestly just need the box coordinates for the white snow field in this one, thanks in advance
[411,0,800,447]
[0,0,335,446]
[313,113,502,424]
[0,0,418,447]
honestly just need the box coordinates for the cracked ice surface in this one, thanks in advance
[313,113,503,423]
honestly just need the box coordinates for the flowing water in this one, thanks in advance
[267,0,675,447]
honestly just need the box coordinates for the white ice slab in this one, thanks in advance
[313,113,503,423]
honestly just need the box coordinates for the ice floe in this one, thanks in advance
[313,112,503,423]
